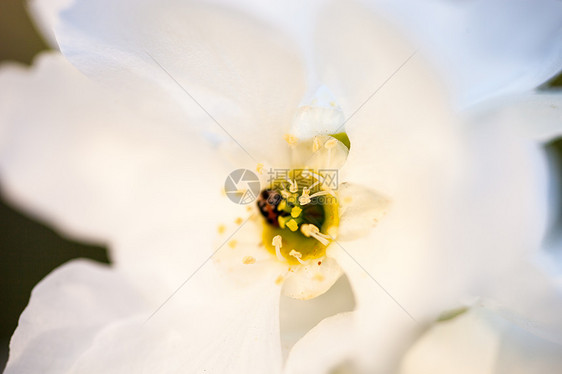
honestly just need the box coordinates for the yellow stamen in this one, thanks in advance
[272,235,284,261]
[278,216,288,229]
[301,224,331,246]
[299,189,334,205]
[286,219,299,232]
[277,200,287,211]
[287,178,298,193]
[291,206,302,218]
[299,188,311,205]
[289,249,307,265]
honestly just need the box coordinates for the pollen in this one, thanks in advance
[242,256,256,264]
[234,217,243,225]
[228,240,238,249]
[313,273,325,282]
[275,275,284,285]
[284,134,298,146]
[312,136,321,152]
[344,196,353,204]
[324,138,338,149]
[256,163,264,174]
[217,224,226,234]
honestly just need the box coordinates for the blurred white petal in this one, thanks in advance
[400,307,562,374]
[68,265,283,374]
[56,0,306,163]
[370,0,562,107]
[5,260,146,374]
[469,91,562,143]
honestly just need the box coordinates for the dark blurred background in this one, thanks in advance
[0,1,109,370]
[0,0,561,372]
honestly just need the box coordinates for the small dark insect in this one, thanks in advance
[257,189,285,227]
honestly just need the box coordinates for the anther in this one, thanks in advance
[291,206,302,218]
[289,250,307,265]
[272,235,284,262]
[301,224,331,246]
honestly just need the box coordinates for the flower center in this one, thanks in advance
[257,168,339,265]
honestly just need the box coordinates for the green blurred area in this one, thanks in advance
[0,0,561,371]
[0,0,109,370]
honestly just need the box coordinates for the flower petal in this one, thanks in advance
[337,182,390,241]
[56,0,306,163]
[400,307,562,374]
[284,312,357,374]
[282,255,343,300]
[371,0,562,107]
[469,91,562,143]
[5,259,145,374]
[68,266,284,373]
[0,52,223,245]
[480,263,562,345]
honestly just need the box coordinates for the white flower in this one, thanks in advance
[1,0,562,373]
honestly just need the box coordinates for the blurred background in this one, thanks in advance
[0,0,561,372]
[0,1,108,370]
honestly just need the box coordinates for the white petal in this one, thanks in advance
[280,275,355,356]
[290,86,346,140]
[27,0,72,47]
[370,0,562,107]
[5,260,145,374]
[469,91,562,143]
[399,308,504,374]
[0,52,224,245]
[69,266,284,374]
[284,312,357,374]
[316,0,549,319]
[480,262,562,344]
[400,307,562,374]
[56,0,306,163]
[282,255,343,300]
[314,0,464,198]
[337,182,390,241]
